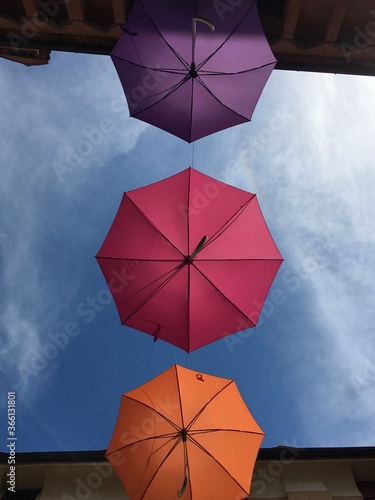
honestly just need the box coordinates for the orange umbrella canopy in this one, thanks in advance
[106,365,264,499]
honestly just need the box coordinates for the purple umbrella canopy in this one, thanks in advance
[111,0,276,142]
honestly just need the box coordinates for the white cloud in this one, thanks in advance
[1,53,375,447]
[230,70,375,446]
[0,234,61,394]
[0,53,148,192]
[0,53,148,396]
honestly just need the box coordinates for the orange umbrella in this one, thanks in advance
[106,365,264,499]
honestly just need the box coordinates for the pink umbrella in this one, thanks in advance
[96,168,282,352]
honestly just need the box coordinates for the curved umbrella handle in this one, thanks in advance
[177,469,188,497]
[191,17,215,66]
[177,436,189,497]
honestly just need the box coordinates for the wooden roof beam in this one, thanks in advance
[65,0,85,22]
[282,0,302,39]
[22,0,39,17]
[112,0,128,25]
[325,0,349,42]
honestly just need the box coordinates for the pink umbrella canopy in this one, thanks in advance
[96,168,282,352]
[111,0,276,142]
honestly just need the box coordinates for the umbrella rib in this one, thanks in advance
[125,193,185,258]
[186,381,233,430]
[187,170,192,352]
[195,257,282,263]
[118,394,182,436]
[120,262,185,323]
[190,262,257,327]
[97,256,183,262]
[194,75,251,122]
[185,383,265,436]
[101,256,283,262]
[138,0,191,71]
[196,60,277,77]
[131,74,192,118]
[112,56,188,75]
[109,434,182,499]
[128,394,181,432]
[112,55,191,106]
[186,432,259,495]
[188,428,265,437]
[196,0,258,71]
[107,432,179,456]
[200,195,255,251]
[141,437,183,499]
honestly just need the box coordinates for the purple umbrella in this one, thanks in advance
[111,0,276,143]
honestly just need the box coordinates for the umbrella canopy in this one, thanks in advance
[106,364,264,499]
[111,0,276,142]
[96,168,282,352]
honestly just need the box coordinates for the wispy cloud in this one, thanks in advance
[1,53,147,190]
[1,54,375,449]
[0,53,147,397]
[0,230,59,393]
[230,71,375,445]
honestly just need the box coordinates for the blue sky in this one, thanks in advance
[1,51,375,453]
